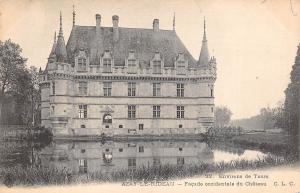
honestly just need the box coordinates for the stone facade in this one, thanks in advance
[39,13,217,137]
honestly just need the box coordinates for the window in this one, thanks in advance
[103,58,112,73]
[179,124,183,128]
[119,125,123,128]
[153,83,161,96]
[211,88,214,97]
[177,83,184,97]
[81,124,86,128]
[128,105,136,119]
[103,82,112,96]
[211,107,214,113]
[81,149,86,153]
[78,82,87,95]
[128,158,136,167]
[177,106,184,119]
[52,82,55,95]
[153,60,161,74]
[128,59,136,73]
[105,125,109,128]
[153,105,161,118]
[103,113,112,124]
[139,124,144,130]
[78,105,87,118]
[78,58,87,71]
[128,82,136,96]
[119,148,123,152]
[179,147,183,151]
[79,159,88,173]
[139,146,144,153]
[177,157,185,165]
[177,61,186,75]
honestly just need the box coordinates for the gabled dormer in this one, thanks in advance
[75,50,89,72]
[101,50,113,73]
[175,53,187,75]
[151,51,164,74]
[126,50,138,74]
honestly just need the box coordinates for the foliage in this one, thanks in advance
[0,39,40,126]
[281,44,300,140]
[214,106,232,127]
[0,154,292,186]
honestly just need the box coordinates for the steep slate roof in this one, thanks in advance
[66,26,197,68]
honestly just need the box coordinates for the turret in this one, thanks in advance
[55,11,68,63]
[198,17,210,67]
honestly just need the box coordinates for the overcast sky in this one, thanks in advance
[1,0,300,119]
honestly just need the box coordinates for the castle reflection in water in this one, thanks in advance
[37,140,245,175]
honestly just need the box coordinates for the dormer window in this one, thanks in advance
[103,58,112,73]
[102,50,113,73]
[153,60,162,74]
[176,53,187,75]
[127,50,137,74]
[76,50,88,72]
[78,58,87,71]
[151,51,163,74]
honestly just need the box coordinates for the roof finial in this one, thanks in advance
[203,16,207,41]
[72,4,76,26]
[59,11,63,36]
[173,12,176,31]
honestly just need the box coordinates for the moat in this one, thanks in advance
[0,139,288,175]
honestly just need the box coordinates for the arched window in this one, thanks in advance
[103,113,112,124]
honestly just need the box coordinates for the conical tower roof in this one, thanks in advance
[49,31,57,58]
[55,11,68,62]
[198,18,210,66]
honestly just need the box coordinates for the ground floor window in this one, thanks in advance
[103,113,112,124]
[176,106,184,118]
[128,158,136,168]
[153,105,161,118]
[128,105,136,119]
[79,159,87,173]
[78,105,87,118]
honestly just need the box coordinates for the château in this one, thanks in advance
[39,11,217,137]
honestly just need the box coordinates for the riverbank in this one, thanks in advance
[0,154,294,187]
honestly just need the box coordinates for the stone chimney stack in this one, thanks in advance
[153,19,159,32]
[96,14,101,30]
[112,15,119,42]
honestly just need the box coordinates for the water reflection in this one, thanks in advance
[0,140,271,175]
[39,141,214,174]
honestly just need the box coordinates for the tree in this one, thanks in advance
[214,106,233,127]
[0,39,40,126]
[0,39,27,96]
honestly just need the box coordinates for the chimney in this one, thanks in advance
[96,14,101,30]
[153,19,159,32]
[112,15,119,42]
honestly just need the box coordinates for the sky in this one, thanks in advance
[0,0,300,119]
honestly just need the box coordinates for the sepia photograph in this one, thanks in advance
[0,0,299,192]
